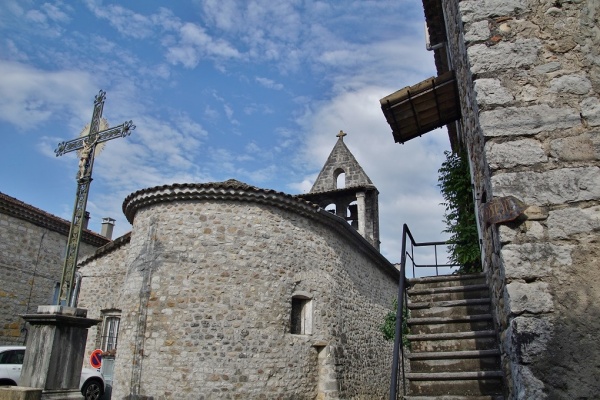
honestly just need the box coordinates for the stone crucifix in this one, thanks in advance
[54,90,135,306]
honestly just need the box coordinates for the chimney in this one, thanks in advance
[83,212,90,230]
[101,217,116,240]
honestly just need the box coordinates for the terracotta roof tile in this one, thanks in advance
[0,192,110,247]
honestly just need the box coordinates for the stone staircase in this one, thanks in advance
[403,273,505,400]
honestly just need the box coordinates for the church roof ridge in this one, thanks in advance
[121,179,396,278]
[0,191,110,247]
[122,180,320,224]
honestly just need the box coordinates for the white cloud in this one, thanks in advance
[166,22,241,68]
[255,76,283,90]
[292,85,451,262]
[166,46,199,69]
[25,9,46,23]
[0,61,94,129]
[84,0,156,39]
[41,3,70,23]
[1,0,451,270]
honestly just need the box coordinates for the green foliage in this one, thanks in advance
[381,299,410,348]
[438,150,482,274]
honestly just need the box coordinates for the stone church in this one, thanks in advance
[0,134,397,398]
[73,133,398,399]
[2,0,599,398]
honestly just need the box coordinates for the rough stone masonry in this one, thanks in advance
[78,181,398,399]
[428,0,600,398]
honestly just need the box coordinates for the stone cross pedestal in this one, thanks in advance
[20,306,100,399]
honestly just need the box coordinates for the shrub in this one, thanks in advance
[438,150,482,274]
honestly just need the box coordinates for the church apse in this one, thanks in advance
[76,179,398,399]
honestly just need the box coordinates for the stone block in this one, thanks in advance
[501,243,573,280]
[480,104,580,137]
[459,0,528,23]
[512,364,547,400]
[549,74,592,95]
[465,20,490,42]
[534,61,561,74]
[506,281,553,314]
[468,40,540,75]
[492,167,600,205]
[581,97,600,126]
[550,134,598,161]
[486,139,546,169]
[498,222,545,244]
[20,309,99,392]
[0,387,42,400]
[474,78,514,106]
[509,316,553,364]
[547,206,600,239]
[522,205,548,221]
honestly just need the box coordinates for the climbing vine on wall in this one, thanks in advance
[380,299,410,347]
[438,150,482,274]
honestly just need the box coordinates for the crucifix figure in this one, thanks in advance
[54,90,135,306]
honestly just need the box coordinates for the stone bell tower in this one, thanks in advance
[300,130,380,250]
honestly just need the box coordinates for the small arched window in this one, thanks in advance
[325,203,336,215]
[333,168,346,189]
[347,201,358,228]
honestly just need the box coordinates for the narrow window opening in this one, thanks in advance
[333,168,346,190]
[347,201,358,228]
[336,173,346,189]
[291,296,313,335]
[325,203,337,215]
[101,312,121,353]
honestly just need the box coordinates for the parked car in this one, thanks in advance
[0,346,105,400]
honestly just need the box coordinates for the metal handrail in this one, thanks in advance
[389,224,459,399]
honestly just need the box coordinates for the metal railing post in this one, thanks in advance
[389,224,409,400]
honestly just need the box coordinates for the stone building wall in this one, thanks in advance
[0,195,105,345]
[77,181,398,399]
[439,0,600,398]
[79,235,131,354]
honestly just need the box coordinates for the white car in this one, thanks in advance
[0,346,105,400]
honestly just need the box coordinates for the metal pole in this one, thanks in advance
[389,224,408,400]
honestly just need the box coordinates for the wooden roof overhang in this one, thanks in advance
[380,70,460,144]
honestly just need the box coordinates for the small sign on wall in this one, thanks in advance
[482,196,526,225]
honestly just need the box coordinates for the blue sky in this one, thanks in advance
[0,0,451,264]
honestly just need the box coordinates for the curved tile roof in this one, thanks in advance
[122,179,320,224]
[121,179,397,279]
[0,192,110,247]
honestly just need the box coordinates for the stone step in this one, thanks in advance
[408,284,490,303]
[408,314,494,335]
[408,299,491,319]
[407,371,504,396]
[403,396,504,400]
[407,349,501,361]
[407,371,504,380]
[408,274,487,290]
[408,349,501,373]
[408,330,498,352]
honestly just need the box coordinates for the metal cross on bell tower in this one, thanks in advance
[54,89,135,306]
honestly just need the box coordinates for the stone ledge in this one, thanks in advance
[36,306,87,318]
[39,389,81,400]
[0,387,42,400]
